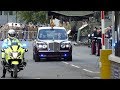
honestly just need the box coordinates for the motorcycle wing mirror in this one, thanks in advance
[25,49,28,52]
[1,49,5,52]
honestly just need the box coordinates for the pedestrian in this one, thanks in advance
[91,27,97,37]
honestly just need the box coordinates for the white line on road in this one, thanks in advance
[62,61,69,64]
[70,64,80,68]
[93,77,100,79]
[62,61,100,74]
[83,69,100,73]
[35,78,41,79]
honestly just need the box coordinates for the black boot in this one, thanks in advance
[1,75,5,78]
[1,67,6,78]
[23,61,26,66]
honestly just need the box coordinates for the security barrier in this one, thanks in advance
[0,30,37,41]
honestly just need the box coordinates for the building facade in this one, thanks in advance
[0,11,19,25]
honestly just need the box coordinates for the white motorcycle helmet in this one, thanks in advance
[8,29,16,38]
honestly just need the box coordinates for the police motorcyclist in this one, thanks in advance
[1,29,25,78]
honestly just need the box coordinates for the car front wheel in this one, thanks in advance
[65,55,72,61]
[34,54,40,62]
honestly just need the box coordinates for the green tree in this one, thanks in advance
[17,11,47,24]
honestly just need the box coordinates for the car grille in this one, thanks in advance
[49,42,60,52]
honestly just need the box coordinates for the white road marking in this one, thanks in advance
[62,61,69,64]
[83,69,100,73]
[70,64,80,68]
[35,78,41,79]
[62,61,100,74]
[93,77,100,79]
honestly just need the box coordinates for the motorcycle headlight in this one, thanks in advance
[12,52,18,58]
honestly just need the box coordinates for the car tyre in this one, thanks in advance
[33,53,35,60]
[34,54,39,62]
[66,55,72,61]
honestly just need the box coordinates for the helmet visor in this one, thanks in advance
[9,34,15,37]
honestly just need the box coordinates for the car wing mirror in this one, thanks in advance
[67,30,71,35]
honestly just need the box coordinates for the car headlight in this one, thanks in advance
[61,43,66,48]
[38,45,43,48]
[65,43,71,48]
[61,43,71,49]
[42,45,47,49]
[37,43,48,49]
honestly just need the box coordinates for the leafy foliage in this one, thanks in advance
[17,11,47,24]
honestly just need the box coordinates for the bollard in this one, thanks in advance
[100,49,112,79]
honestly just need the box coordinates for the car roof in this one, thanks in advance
[6,22,21,27]
[38,26,66,30]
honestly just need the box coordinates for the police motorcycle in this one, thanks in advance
[1,42,28,78]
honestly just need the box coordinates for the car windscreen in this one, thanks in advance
[38,29,67,40]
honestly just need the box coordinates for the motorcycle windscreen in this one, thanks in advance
[11,61,19,65]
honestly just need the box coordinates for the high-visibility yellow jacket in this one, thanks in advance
[2,38,22,49]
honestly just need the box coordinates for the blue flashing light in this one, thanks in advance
[113,43,116,47]
[22,43,27,48]
[2,44,8,48]
[40,54,44,57]
[64,54,67,57]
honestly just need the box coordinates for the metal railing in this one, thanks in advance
[0,30,37,41]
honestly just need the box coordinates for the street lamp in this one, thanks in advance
[16,11,17,23]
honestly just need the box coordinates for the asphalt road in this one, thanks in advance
[0,41,100,79]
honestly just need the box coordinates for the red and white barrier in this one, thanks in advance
[101,11,105,49]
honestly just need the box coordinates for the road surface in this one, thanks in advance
[0,41,100,79]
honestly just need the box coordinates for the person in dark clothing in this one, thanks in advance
[71,22,77,41]
[23,25,28,40]
[93,27,98,37]
[96,27,102,37]
[96,27,102,56]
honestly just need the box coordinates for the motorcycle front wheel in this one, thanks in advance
[12,65,18,78]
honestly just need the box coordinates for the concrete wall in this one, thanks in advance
[109,54,120,79]
[111,61,120,79]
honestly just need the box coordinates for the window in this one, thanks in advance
[0,11,2,15]
[4,11,8,15]
[9,11,13,15]
[38,29,67,40]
